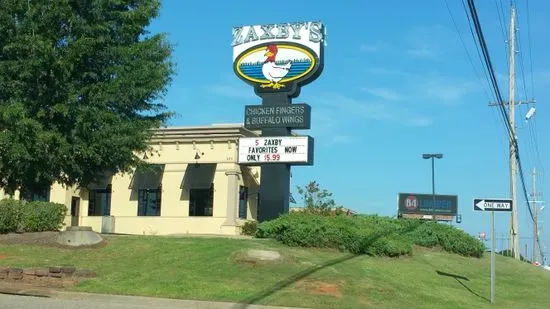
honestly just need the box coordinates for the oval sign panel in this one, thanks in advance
[232,22,325,96]
[235,44,316,90]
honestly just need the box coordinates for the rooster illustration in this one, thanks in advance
[261,45,292,89]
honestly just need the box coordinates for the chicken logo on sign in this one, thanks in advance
[232,22,325,97]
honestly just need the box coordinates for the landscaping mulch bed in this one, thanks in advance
[0,232,60,246]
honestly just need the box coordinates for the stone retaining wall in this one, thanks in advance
[0,266,96,288]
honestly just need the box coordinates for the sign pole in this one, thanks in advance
[473,197,513,304]
[232,21,325,222]
[258,93,292,221]
[491,210,495,303]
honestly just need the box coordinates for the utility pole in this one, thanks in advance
[488,4,536,261]
[532,168,538,263]
[508,5,520,260]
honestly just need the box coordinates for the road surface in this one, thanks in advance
[0,292,308,309]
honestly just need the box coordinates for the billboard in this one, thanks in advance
[398,193,458,216]
[238,136,313,165]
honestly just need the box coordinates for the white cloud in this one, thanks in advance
[421,77,480,103]
[366,68,481,105]
[206,84,256,99]
[408,117,433,127]
[534,71,550,84]
[311,92,432,127]
[360,41,387,53]
[366,67,413,78]
[361,87,404,101]
[407,48,437,59]
[306,107,355,148]
[403,25,456,61]
[361,25,466,62]
[328,135,355,145]
[360,44,378,52]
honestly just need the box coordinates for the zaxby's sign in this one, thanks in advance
[397,193,458,216]
[232,21,325,96]
[232,21,324,222]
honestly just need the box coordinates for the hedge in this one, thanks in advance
[404,221,485,257]
[255,212,484,258]
[0,198,22,233]
[0,198,67,233]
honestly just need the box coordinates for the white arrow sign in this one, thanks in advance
[475,200,486,211]
[473,198,513,212]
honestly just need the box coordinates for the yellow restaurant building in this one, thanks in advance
[0,124,263,236]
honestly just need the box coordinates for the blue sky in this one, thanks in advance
[147,0,549,260]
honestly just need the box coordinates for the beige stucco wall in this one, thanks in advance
[0,188,16,200]
[0,126,261,236]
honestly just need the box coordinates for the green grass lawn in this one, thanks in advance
[1,235,548,309]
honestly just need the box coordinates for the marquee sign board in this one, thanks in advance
[473,198,513,212]
[398,193,458,216]
[244,103,311,129]
[232,21,325,97]
[238,136,313,165]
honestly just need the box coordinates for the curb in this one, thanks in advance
[0,282,61,298]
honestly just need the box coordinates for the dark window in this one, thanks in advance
[20,187,50,202]
[238,186,248,219]
[189,184,214,216]
[88,185,112,216]
[138,188,162,216]
[128,164,164,217]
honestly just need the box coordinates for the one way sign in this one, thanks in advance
[473,198,513,212]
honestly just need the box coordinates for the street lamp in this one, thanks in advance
[422,153,443,221]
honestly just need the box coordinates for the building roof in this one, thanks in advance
[150,123,260,143]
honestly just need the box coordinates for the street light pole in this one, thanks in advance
[423,153,443,221]
[431,156,435,221]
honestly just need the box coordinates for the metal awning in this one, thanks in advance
[240,166,259,186]
[128,164,165,190]
[88,172,113,190]
[180,163,217,190]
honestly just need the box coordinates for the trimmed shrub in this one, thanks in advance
[241,220,258,236]
[256,212,413,256]
[256,212,483,258]
[404,221,485,258]
[21,201,67,232]
[0,198,23,233]
[0,199,67,233]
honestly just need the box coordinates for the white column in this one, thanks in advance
[223,170,240,226]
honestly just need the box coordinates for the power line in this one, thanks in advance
[526,0,535,98]
[460,0,494,101]
[514,11,530,101]
[459,0,509,158]
[465,0,514,141]
[515,2,544,211]
[444,0,492,101]
[495,0,509,72]
[523,0,544,184]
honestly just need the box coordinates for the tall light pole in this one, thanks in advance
[423,153,443,221]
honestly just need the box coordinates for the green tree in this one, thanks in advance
[0,0,175,194]
[296,180,343,216]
